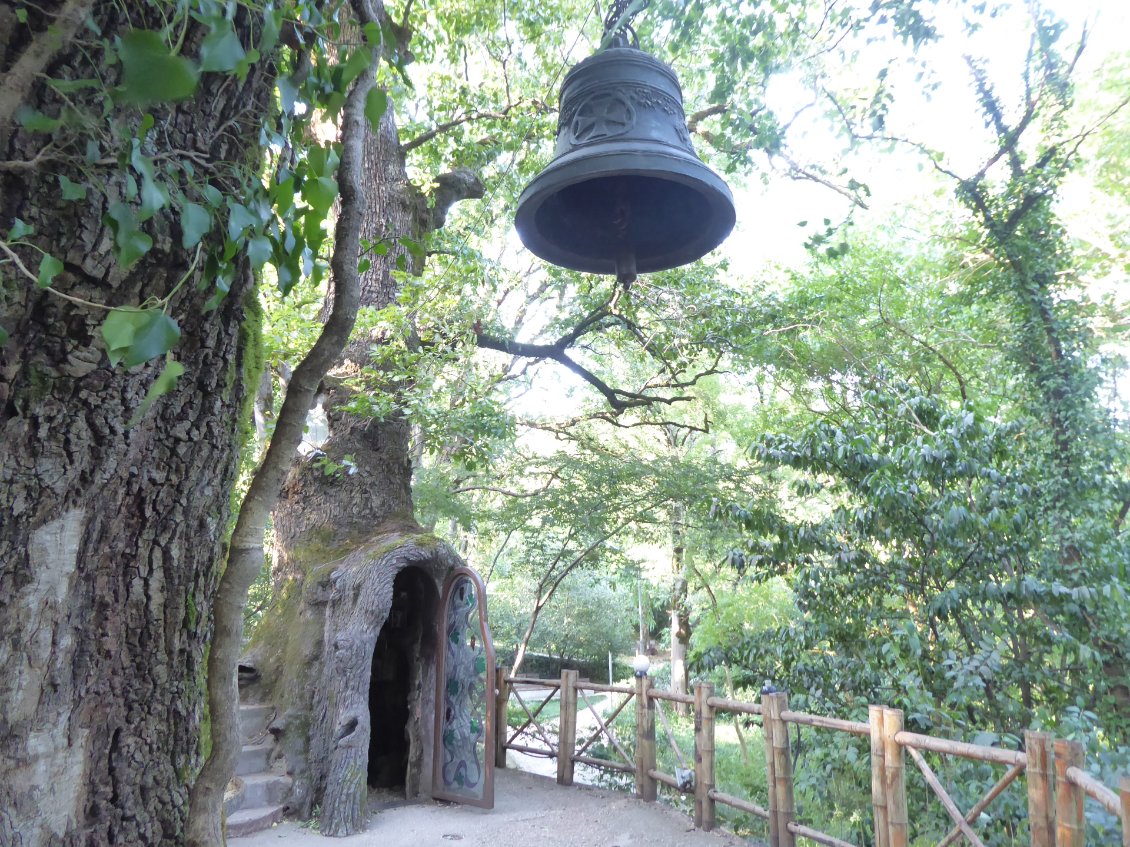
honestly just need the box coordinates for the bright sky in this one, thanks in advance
[725,0,1129,275]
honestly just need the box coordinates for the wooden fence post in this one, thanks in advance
[762,691,796,847]
[694,681,716,831]
[1054,739,1084,847]
[870,705,890,847]
[882,707,909,847]
[557,669,578,786]
[1025,731,1055,847]
[1120,775,1129,847]
[635,673,657,801]
[494,667,509,768]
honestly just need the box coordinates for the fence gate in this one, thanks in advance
[432,566,495,808]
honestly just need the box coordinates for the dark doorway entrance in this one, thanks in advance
[368,567,435,791]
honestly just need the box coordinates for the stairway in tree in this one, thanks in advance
[224,703,291,838]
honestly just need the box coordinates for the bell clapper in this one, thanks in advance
[616,252,637,291]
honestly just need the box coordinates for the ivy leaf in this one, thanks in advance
[118,228,153,268]
[201,184,223,208]
[271,176,295,214]
[247,235,271,268]
[277,76,299,114]
[260,6,283,54]
[101,309,151,367]
[199,18,247,73]
[180,203,212,249]
[124,312,181,367]
[16,107,62,133]
[118,30,200,104]
[0,326,8,347]
[58,174,87,201]
[303,177,338,214]
[37,254,64,287]
[364,88,388,132]
[226,202,258,240]
[8,219,34,240]
[338,48,371,89]
[107,202,153,268]
[128,357,186,426]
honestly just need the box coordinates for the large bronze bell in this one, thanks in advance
[515,47,735,281]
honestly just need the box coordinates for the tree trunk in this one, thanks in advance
[669,502,691,713]
[0,5,274,844]
[245,7,483,835]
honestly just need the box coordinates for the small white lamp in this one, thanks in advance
[632,652,650,678]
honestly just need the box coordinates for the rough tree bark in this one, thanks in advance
[0,5,275,845]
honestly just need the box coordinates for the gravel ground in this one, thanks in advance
[232,766,750,847]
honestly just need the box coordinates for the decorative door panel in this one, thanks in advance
[432,567,495,808]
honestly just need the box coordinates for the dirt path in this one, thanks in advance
[232,767,749,847]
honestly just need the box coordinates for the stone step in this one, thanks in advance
[239,703,276,742]
[227,804,285,839]
[240,773,291,810]
[236,740,274,777]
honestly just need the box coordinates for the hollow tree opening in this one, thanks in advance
[367,566,436,791]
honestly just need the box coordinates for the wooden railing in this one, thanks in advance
[494,669,1130,847]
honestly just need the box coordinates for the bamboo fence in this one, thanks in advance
[494,668,1130,847]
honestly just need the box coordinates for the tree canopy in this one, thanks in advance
[2,0,1128,844]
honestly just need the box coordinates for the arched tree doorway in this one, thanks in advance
[367,566,437,793]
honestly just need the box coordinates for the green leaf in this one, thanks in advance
[303,176,338,214]
[201,184,223,208]
[58,174,87,201]
[398,235,424,258]
[47,77,101,94]
[118,30,199,104]
[106,203,153,269]
[260,6,283,54]
[271,176,295,214]
[180,202,212,249]
[362,22,382,46]
[101,309,151,367]
[128,357,186,426]
[37,254,64,287]
[124,312,181,367]
[277,76,299,114]
[16,107,62,133]
[0,326,8,347]
[364,88,388,131]
[199,18,246,73]
[227,202,258,240]
[338,48,371,89]
[8,219,34,240]
[118,228,153,268]
[247,235,271,268]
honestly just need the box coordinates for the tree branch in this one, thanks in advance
[403,100,540,152]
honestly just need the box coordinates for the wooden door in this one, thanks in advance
[432,567,495,808]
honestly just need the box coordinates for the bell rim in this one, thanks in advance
[515,149,736,275]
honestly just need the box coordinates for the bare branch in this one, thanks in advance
[403,100,542,152]
[687,103,727,133]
